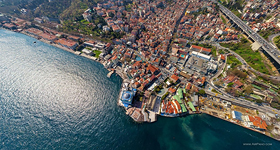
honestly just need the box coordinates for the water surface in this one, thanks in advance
[0,29,279,150]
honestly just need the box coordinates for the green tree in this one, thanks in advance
[244,85,253,95]
[214,80,223,87]
[198,89,206,95]
[227,82,234,87]
[225,87,232,93]
[255,99,263,104]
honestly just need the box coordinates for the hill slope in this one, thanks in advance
[0,0,101,21]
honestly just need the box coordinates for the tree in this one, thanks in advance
[198,89,206,95]
[241,38,248,44]
[109,13,114,18]
[232,89,241,97]
[244,85,253,95]
[227,82,234,87]
[161,92,169,100]
[255,99,263,104]
[214,80,223,87]
[225,87,232,93]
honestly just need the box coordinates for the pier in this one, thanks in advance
[107,70,115,78]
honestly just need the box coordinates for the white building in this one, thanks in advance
[191,51,211,61]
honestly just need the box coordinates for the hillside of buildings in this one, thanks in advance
[0,0,102,21]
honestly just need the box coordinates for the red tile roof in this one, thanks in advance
[133,61,141,68]
[233,80,243,88]
[248,116,267,130]
[201,47,211,53]
[201,77,206,85]
[186,83,192,90]
[147,64,158,74]
[169,87,176,93]
[220,54,225,60]
[55,38,77,47]
[39,32,56,41]
[171,74,179,82]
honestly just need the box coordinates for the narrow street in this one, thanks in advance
[166,3,189,53]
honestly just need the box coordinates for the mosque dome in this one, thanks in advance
[123,93,131,99]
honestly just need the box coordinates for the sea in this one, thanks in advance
[0,29,279,150]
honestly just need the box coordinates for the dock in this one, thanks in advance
[107,70,115,78]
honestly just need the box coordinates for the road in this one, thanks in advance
[215,43,280,81]
[206,90,280,115]
[268,33,280,50]
[206,46,280,116]
[212,54,227,80]
[217,3,280,67]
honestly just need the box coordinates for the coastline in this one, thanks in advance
[20,30,100,62]
[202,111,280,142]
[3,28,280,141]
[16,29,128,111]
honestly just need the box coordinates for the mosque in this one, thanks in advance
[121,89,136,107]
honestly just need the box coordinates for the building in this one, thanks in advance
[185,56,208,75]
[103,25,110,32]
[34,17,43,23]
[84,40,95,47]
[38,32,57,42]
[55,38,78,50]
[232,111,243,121]
[190,45,211,55]
[121,90,134,107]
[82,12,92,22]
[170,74,179,83]
[191,51,211,61]
[218,54,226,62]
[2,23,16,30]
[25,28,43,36]
[248,115,267,131]
[252,80,270,89]
[82,49,93,56]
[68,35,80,42]
[192,95,199,107]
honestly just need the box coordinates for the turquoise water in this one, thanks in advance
[0,29,279,150]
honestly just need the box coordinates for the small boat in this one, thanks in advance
[33,41,36,43]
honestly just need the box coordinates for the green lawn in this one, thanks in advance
[211,89,220,94]
[274,35,280,50]
[93,50,102,58]
[80,19,90,25]
[259,28,279,40]
[227,55,242,68]
[220,38,271,74]
[221,15,226,24]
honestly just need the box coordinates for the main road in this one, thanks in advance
[217,3,280,67]
[205,90,280,115]
[215,43,280,81]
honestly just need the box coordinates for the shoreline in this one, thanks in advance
[2,28,280,141]
[202,111,280,142]
[20,30,100,62]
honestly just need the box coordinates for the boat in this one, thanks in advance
[33,41,36,43]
